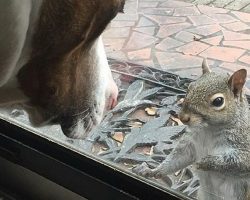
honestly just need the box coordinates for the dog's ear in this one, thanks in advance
[118,0,125,13]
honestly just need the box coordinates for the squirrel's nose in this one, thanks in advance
[179,113,190,124]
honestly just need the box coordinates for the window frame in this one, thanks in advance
[0,118,191,200]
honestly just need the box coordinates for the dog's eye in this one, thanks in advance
[212,97,224,107]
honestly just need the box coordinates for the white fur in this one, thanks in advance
[66,36,109,138]
[0,1,112,137]
[0,0,43,104]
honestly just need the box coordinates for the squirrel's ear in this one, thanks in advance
[202,58,211,74]
[228,69,247,97]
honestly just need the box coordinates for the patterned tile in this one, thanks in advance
[125,32,158,50]
[103,0,250,80]
[239,54,250,64]
[155,52,203,69]
[187,24,223,36]
[160,0,193,7]
[201,35,223,45]
[146,15,187,25]
[176,41,210,55]
[156,37,185,51]
[136,16,155,27]
[223,41,250,50]
[221,21,250,31]
[175,31,202,42]
[188,15,216,26]
[127,48,152,60]
[199,46,245,62]
[232,11,250,22]
[173,6,201,16]
[133,27,156,35]
[223,30,250,40]
[157,23,192,38]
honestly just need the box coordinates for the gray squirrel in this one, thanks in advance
[133,59,250,200]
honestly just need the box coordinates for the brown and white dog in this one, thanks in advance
[0,0,124,138]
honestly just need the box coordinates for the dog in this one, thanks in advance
[0,0,125,138]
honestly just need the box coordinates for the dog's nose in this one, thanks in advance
[60,117,87,139]
[179,113,190,124]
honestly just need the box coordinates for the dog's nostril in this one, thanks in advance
[61,125,74,137]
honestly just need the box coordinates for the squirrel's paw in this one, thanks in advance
[132,162,161,178]
[196,156,216,171]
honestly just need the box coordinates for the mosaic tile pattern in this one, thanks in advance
[103,0,250,86]
[182,0,250,12]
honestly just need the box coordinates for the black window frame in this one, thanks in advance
[0,117,191,200]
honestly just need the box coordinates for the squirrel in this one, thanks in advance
[133,59,250,200]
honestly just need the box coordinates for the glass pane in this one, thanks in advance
[0,58,195,199]
[1,1,250,200]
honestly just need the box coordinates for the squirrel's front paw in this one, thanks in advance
[132,162,161,178]
[196,156,216,171]
[195,162,206,170]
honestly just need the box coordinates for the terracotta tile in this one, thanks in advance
[175,31,202,42]
[136,60,155,68]
[239,55,250,65]
[220,62,249,74]
[103,27,130,38]
[157,23,192,38]
[123,0,138,14]
[232,11,250,23]
[245,84,250,96]
[136,16,155,27]
[139,2,158,8]
[107,51,127,60]
[114,13,139,21]
[173,6,201,16]
[197,5,229,14]
[211,66,233,74]
[223,30,250,40]
[221,21,250,32]
[187,24,222,36]
[133,27,156,35]
[146,15,187,25]
[160,0,193,7]
[125,32,158,50]
[141,8,174,15]
[155,37,184,51]
[103,38,125,51]
[175,67,202,79]
[223,41,250,50]
[188,15,216,26]
[127,48,151,61]
[207,14,238,24]
[201,35,223,46]
[155,52,203,70]
[199,46,245,62]
[176,41,210,55]
[175,60,215,79]
[111,21,136,28]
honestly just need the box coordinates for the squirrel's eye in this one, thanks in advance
[212,97,224,107]
[210,93,225,110]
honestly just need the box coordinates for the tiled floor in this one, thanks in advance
[103,0,250,89]
[182,0,250,13]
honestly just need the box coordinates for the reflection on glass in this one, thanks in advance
[1,1,249,200]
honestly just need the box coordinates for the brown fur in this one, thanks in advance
[17,0,125,122]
